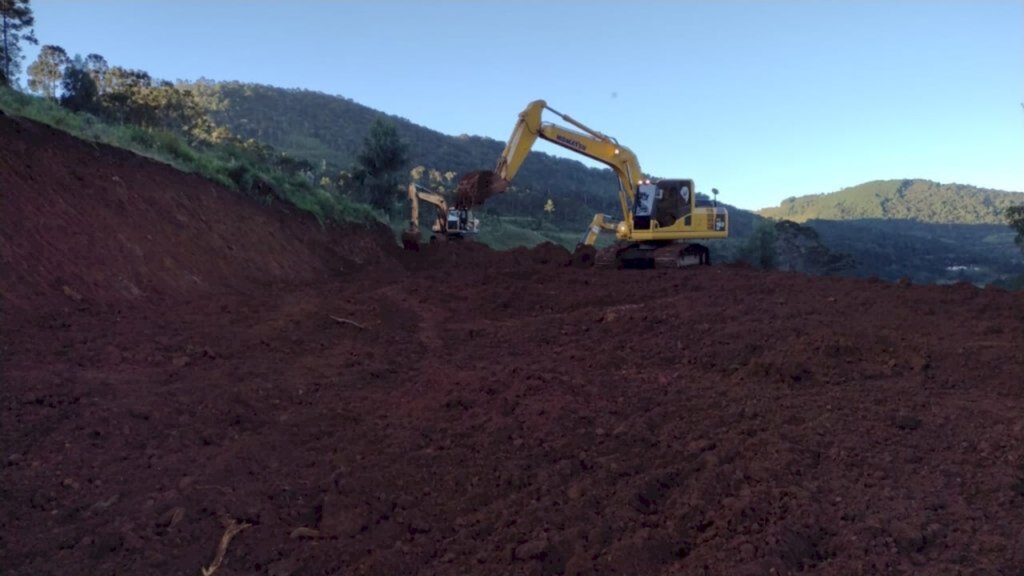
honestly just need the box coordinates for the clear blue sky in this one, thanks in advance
[25,0,1024,210]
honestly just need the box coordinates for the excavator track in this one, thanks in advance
[576,242,711,269]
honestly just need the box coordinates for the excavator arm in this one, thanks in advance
[578,213,621,247]
[491,100,641,235]
[402,183,450,249]
[408,183,450,234]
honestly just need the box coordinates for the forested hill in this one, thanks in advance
[196,81,494,172]
[188,81,624,223]
[758,179,1024,225]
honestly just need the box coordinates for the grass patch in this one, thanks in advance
[0,86,378,227]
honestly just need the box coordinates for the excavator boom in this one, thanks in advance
[495,101,639,195]
[486,101,640,234]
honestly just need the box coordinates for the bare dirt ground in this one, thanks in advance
[3,114,1024,576]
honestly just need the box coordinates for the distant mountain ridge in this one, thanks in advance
[199,81,500,174]
[189,81,627,224]
[758,179,1024,225]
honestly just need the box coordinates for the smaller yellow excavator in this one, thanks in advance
[401,183,480,250]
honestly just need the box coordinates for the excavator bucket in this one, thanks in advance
[569,245,597,268]
[401,228,420,251]
[455,170,509,209]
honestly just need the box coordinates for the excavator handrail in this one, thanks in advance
[543,104,619,145]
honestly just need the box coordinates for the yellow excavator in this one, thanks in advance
[401,183,479,250]
[462,99,728,267]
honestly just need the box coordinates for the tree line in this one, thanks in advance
[0,4,415,217]
[23,46,227,145]
[760,179,1024,227]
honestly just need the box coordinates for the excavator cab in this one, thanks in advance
[445,208,479,237]
[631,180,694,230]
[653,179,694,228]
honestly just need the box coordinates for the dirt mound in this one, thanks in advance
[4,113,1024,576]
[400,237,501,270]
[0,114,399,310]
[506,241,572,267]
[400,239,572,272]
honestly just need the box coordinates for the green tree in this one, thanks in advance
[136,82,217,142]
[59,54,99,113]
[1007,205,1024,254]
[26,43,66,99]
[100,66,152,122]
[83,53,109,94]
[0,0,36,86]
[356,118,408,179]
[355,118,408,214]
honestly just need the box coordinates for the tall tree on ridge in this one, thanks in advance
[60,54,99,113]
[0,0,37,86]
[356,118,409,215]
[83,53,109,94]
[26,44,68,99]
[1007,206,1024,255]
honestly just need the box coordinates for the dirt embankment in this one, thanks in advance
[0,115,399,311]
[3,113,1024,576]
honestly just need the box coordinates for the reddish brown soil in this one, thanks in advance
[3,114,1024,576]
[455,170,506,209]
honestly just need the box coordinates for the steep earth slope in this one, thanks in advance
[2,114,1024,576]
[0,114,396,311]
